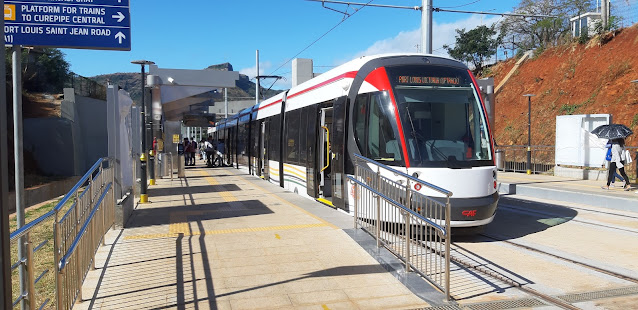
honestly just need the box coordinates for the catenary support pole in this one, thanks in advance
[224,88,228,119]
[0,5,13,307]
[13,45,28,310]
[422,0,433,54]
[256,50,260,105]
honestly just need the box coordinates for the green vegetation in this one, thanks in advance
[631,113,638,128]
[444,24,501,74]
[606,61,632,80]
[5,47,71,93]
[559,103,582,115]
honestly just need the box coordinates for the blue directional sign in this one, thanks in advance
[4,0,130,50]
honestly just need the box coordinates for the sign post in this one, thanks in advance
[4,0,131,50]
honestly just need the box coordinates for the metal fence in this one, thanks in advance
[10,158,115,310]
[348,154,452,300]
[496,145,638,180]
[495,145,555,174]
[64,73,107,101]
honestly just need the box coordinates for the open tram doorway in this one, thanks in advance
[316,96,347,210]
[318,107,333,205]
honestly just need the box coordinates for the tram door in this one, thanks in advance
[261,120,269,180]
[318,107,333,203]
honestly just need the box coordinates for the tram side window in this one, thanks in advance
[269,114,281,161]
[353,94,369,157]
[285,109,300,165]
[298,107,308,165]
[368,92,401,163]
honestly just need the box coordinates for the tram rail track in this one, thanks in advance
[499,203,638,235]
[478,233,638,285]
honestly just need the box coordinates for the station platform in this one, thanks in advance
[76,165,636,310]
[77,165,438,310]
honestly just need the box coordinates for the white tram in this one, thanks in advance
[213,54,498,228]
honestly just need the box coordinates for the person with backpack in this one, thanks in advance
[604,139,624,187]
[602,138,631,191]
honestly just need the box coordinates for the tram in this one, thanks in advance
[213,53,498,228]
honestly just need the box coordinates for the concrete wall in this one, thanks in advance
[24,88,108,177]
[8,177,80,213]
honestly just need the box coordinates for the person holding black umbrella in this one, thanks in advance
[602,138,631,191]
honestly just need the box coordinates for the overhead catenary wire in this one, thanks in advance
[268,0,376,76]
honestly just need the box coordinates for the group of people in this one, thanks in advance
[602,138,632,191]
[183,136,225,167]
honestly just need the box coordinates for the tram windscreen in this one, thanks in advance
[387,66,493,168]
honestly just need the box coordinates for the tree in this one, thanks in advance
[499,0,594,51]
[5,47,71,93]
[444,25,501,74]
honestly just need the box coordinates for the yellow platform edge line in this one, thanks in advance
[124,223,331,240]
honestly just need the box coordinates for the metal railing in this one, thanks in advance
[496,145,555,174]
[348,154,452,300]
[10,158,115,310]
[496,145,638,180]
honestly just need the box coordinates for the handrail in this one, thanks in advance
[353,153,453,197]
[321,126,330,172]
[58,183,111,272]
[347,175,447,236]
[10,157,106,242]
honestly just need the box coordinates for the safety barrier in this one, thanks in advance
[496,145,555,174]
[497,145,637,180]
[9,158,115,310]
[348,154,452,300]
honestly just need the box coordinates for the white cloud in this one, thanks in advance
[351,14,502,60]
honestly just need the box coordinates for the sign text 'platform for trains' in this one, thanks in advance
[4,0,130,50]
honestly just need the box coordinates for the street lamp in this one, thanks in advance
[523,94,535,175]
[131,60,155,203]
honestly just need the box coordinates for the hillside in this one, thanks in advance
[93,62,281,105]
[484,25,638,147]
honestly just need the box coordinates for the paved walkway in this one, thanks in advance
[77,166,431,310]
[498,171,637,212]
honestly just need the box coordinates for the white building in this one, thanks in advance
[570,12,602,37]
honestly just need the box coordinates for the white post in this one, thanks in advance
[224,88,228,119]
[256,50,260,105]
[12,46,28,310]
[422,0,433,54]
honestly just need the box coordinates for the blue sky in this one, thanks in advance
[63,0,518,89]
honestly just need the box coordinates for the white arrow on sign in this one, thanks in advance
[115,32,126,44]
[112,12,125,22]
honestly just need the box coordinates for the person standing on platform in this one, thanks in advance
[190,137,197,166]
[183,137,191,166]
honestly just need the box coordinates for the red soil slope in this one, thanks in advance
[485,25,638,146]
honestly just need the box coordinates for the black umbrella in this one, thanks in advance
[591,124,633,140]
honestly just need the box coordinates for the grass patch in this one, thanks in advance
[632,114,638,128]
[607,61,632,80]
[10,196,78,309]
[560,103,582,115]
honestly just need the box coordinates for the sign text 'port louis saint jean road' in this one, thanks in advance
[4,0,130,50]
